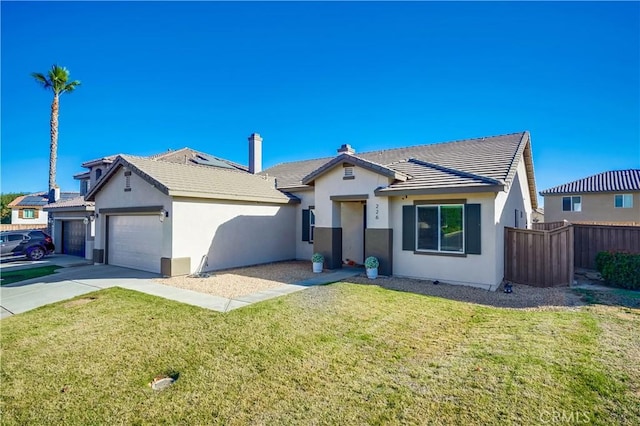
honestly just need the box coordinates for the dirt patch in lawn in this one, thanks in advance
[154,260,317,299]
[64,297,97,308]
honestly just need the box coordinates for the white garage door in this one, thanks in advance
[108,215,163,273]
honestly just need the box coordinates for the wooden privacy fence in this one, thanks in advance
[504,225,574,287]
[0,224,48,231]
[573,224,640,269]
[532,221,567,231]
[506,223,640,287]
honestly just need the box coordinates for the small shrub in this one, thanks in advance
[364,256,379,269]
[311,253,324,263]
[595,250,640,290]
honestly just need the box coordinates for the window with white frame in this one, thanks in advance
[416,204,464,253]
[562,196,581,212]
[22,209,35,219]
[614,194,633,208]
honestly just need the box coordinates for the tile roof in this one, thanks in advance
[8,192,79,207]
[263,132,533,197]
[149,147,248,171]
[86,155,298,204]
[81,154,120,168]
[376,159,504,195]
[539,170,640,195]
[76,148,247,179]
[44,196,95,210]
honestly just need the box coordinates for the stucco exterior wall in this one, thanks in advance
[543,192,640,223]
[291,189,315,261]
[171,198,296,273]
[11,209,48,225]
[93,167,173,258]
[390,193,500,290]
[494,157,534,284]
[313,164,394,229]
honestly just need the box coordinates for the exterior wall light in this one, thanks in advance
[159,208,168,222]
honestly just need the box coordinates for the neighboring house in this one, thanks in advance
[539,170,640,225]
[532,207,544,223]
[9,192,77,225]
[83,131,537,291]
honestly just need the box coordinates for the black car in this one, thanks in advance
[0,230,55,260]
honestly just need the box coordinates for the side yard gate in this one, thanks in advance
[506,223,640,287]
[505,225,574,287]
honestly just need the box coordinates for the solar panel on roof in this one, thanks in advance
[192,153,235,169]
[20,196,48,206]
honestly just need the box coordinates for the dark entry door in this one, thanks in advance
[62,221,86,257]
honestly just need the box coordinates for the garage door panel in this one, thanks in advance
[108,215,162,273]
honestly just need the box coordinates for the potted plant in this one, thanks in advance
[311,253,324,273]
[364,256,379,279]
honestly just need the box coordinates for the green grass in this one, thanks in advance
[1,284,638,425]
[0,265,61,286]
[573,287,640,309]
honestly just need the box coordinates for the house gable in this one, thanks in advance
[301,153,409,185]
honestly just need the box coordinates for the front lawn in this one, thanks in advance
[1,284,638,425]
[0,265,61,286]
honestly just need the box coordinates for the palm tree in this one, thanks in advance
[32,65,81,193]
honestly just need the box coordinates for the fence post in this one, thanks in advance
[566,226,573,285]
[544,230,551,286]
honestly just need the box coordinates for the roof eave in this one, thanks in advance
[540,189,640,196]
[277,185,314,192]
[169,190,300,204]
[374,184,505,197]
[43,205,95,212]
[81,158,115,168]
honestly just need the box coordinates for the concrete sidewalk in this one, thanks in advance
[1,264,362,318]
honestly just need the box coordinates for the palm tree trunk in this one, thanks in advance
[49,94,59,192]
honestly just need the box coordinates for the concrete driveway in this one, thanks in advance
[0,253,92,272]
[1,264,159,318]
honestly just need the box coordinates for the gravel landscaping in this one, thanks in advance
[155,260,588,309]
[154,260,317,299]
[345,275,586,310]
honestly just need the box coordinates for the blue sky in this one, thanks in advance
[2,1,639,206]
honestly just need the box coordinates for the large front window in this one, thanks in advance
[416,204,464,253]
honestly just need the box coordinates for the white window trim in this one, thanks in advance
[415,204,465,254]
[562,196,582,212]
[614,194,633,208]
[22,209,36,219]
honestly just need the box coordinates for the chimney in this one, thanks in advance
[248,133,262,174]
[48,187,60,203]
[337,144,355,155]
